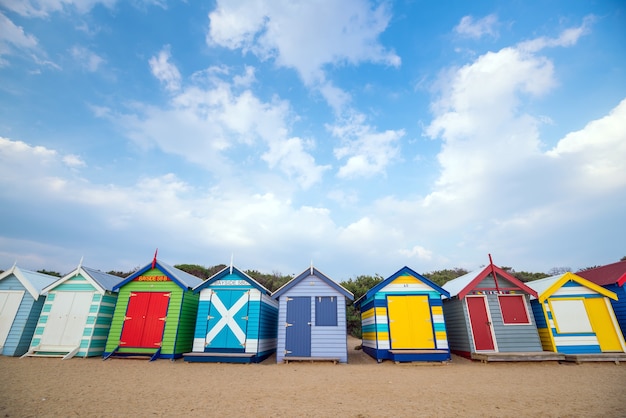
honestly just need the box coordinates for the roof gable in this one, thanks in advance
[194,265,271,295]
[526,272,617,302]
[576,260,626,287]
[0,265,58,300]
[355,266,449,307]
[113,259,203,291]
[272,266,353,300]
[43,265,123,294]
[443,264,537,299]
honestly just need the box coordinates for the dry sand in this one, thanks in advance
[2,338,624,417]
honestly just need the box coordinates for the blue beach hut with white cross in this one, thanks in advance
[183,264,278,363]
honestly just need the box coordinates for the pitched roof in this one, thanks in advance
[43,265,125,294]
[354,266,449,307]
[194,265,271,295]
[576,260,626,287]
[113,259,203,290]
[272,266,354,300]
[0,265,59,300]
[442,263,537,299]
[525,272,617,302]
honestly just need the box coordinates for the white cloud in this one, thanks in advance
[398,245,433,261]
[207,0,400,85]
[70,45,105,72]
[0,0,165,17]
[330,112,404,179]
[149,45,181,92]
[455,14,498,39]
[0,12,38,66]
[518,15,593,53]
[107,65,328,189]
[62,154,86,168]
[546,98,626,192]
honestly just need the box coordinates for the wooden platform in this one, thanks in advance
[471,351,565,363]
[562,353,626,364]
[283,356,340,364]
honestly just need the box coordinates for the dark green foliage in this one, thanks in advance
[106,267,140,278]
[37,269,62,277]
[340,274,384,338]
[422,268,468,287]
[174,264,217,279]
[245,270,292,292]
[500,266,549,282]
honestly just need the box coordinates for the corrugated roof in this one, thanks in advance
[525,274,564,298]
[576,260,626,286]
[81,266,124,291]
[442,268,484,298]
[194,265,271,294]
[272,266,353,300]
[0,266,59,299]
[18,268,60,295]
[114,259,204,290]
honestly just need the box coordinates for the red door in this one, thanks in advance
[467,296,495,351]
[120,292,170,348]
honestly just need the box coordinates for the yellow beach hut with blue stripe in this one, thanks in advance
[527,272,626,354]
[354,266,450,363]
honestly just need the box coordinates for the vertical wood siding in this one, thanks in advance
[1,275,45,356]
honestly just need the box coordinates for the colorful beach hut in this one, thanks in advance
[526,272,626,355]
[23,263,123,359]
[104,257,202,360]
[0,265,57,356]
[442,260,547,360]
[184,264,278,363]
[577,261,626,337]
[354,266,450,363]
[273,266,353,363]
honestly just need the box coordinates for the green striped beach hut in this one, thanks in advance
[103,256,202,361]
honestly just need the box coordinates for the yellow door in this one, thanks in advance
[388,295,434,349]
[584,297,624,352]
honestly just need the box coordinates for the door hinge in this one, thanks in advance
[242,316,248,321]
[285,322,293,327]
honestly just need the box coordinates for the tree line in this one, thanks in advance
[4,255,623,338]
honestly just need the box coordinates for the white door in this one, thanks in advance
[550,299,593,333]
[41,292,93,348]
[0,291,25,348]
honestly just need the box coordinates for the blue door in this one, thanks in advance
[285,296,311,357]
[204,289,249,352]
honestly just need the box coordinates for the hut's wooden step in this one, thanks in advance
[283,356,340,364]
[562,353,626,364]
[389,349,449,354]
[471,351,565,363]
[20,345,80,360]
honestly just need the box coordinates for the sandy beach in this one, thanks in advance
[2,338,624,417]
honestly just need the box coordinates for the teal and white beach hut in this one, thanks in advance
[184,264,279,363]
[24,263,123,359]
[0,265,58,356]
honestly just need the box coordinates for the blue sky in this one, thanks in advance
[1,0,625,280]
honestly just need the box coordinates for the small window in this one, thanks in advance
[498,295,530,325]
[315,296,337,326]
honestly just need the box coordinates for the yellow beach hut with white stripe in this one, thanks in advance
[527,272,626,355]
[354,266,450,363]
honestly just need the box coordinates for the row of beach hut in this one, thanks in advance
[1,256,625,364]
